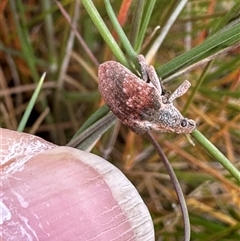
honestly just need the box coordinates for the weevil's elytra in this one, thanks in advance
[98,55,196,134]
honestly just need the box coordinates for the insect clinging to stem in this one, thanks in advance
[98,55,196,134]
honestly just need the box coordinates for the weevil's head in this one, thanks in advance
[153,102,196,134]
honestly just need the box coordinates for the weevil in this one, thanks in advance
[98,55,196,134]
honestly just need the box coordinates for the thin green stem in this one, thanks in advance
[134,0,156,53]
[81,0,128,66]
[191,130,240,183]
[103,0,137,64]
[41,0,58,74]
[67,112,117,150]
[211,2,240,34]
[72,105,110,138]
[158,22,240,78]
[182,61,213,114]
[131,0,145,50]
[146,0,188,62]
[10,0,39,82]
[17,73,46,132]
[135,0,156,53]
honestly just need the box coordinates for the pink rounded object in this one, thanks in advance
[1,128,154,240]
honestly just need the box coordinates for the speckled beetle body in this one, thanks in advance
[98,55,196,134]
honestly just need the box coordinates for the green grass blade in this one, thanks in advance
[17,73,46,132]
[131,0,146,51]
[134,0,156,53]
[146,0,188,62]
[81,0,128,66]
[211,2,240,34]
[103,0,137,63]
[72,105,110,139]
[191,130,240,183]
[9,0,40,82]
[67,112,117,150]
[158,21,240,78]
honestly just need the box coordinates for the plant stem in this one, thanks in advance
[191,130,240,183]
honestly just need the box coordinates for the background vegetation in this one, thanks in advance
[1,0,239,240]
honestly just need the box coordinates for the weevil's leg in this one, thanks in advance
[146,65,163,95]
[137,55,148,82]
[137,55,163,95]
[168,80,191,102]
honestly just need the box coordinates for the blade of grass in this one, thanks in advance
[41,0,58,73]
[134,0,156,53]
[204,223,240,241]
[182,61,213,114]
[9,0,39,82]
[17,73,46,132]
[199,88,240,99]
[162,43,240,84]
[158,21,240,78]
[71,105,110,139]
[146,0,188,63]
[67,112,117,150]
[81,0,128,66]
[103,0,137,64]
[9,0,57,140]
[55,0,99,67]
[191,130,240,183]
[211,2,240,34]
[131,0,145,50]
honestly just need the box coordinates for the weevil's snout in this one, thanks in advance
[179,118,196,134]
[156,105,196,134]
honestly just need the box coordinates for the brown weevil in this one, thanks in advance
[98,55,196,134]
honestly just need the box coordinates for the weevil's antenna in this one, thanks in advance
[168,80,191,102]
